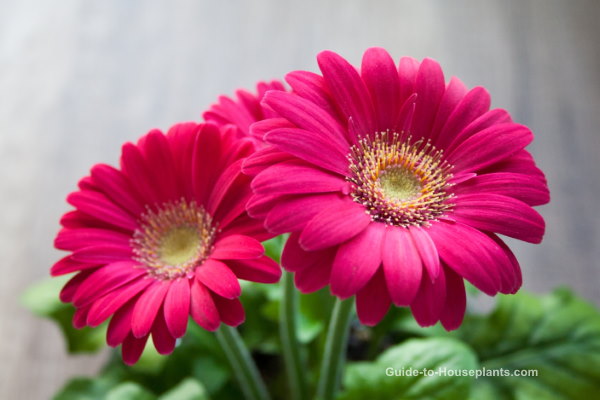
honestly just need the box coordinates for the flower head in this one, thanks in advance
[203,80,286,147]
[246,48,549,329]
[53,122,280,364]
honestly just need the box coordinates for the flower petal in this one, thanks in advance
[265,128,349,175]
[190,280,220,331]
[439,265,466,330]
[196,259,241,299]
[361,47,402,130]
[131,281,170,338]
[226,256,282,284]
[213,296,245,327]
[317,50,376,136]
[252,161,345,196]
[356,268,391,326]
[163,278,191,338]
[382,227,422,306]
[211,235,264,260]
[453,193,545,243]
[452,172,549,206]
[122,333,148,366]
[410,267,446,327]
[299,200,371,251]
[330,223,385,298]
[426,221,501,296]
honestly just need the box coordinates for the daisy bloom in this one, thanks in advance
[246,47,549,329]
[203,80,285,147]
[52,122,280,364]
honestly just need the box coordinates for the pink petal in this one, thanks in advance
[191,123,222,205]
[107,299,135,347]
[434,86,490,149]
[196,259,241,299]
[398,57,420,100]
[131,281,170,338]
[139,130,178,203]
[73,305,91,329]
[207,159,244,215]
[242,145,294,176]
[439,265,466,330]
[55,227,130,251]
[226,256,282,283]
[426,221,501,296]
[284,71,342,123]
[488,233,522,294]
[452,172,549,206]
[452,193,545,243]
[164,278,191,338]
[72,261,143,307]
[262,90,348,148]
[361,47,402,130]
[408,226,441,281]
[213,296,245,327]
[52,255,97,277]
[252,161,345,196]
[330,223,385,298]
[87,278,153,326]
[250,118,295,142]
[299,200,371,251]
[120,143,160,206]
[428,77,468,145]
[190,280,220,331]
[265,193,345,235]
[211,235,264,260]
[122,333,148,365]
[317,50,376,136]
[71,244,133,264]
[67,190,137,231]
[246,193,282,219]
[447,123,533,173]
[152,309,176,355]
[60,269,96,302]
[356,268,391,326]
[410,267,446,327]
[382,227,422,306]
[281,232,335,273]
[265,128,348,175]
[411,58,445,141]
[90,164,144,216]
[446,108,512,153]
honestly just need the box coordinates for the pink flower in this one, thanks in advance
[203,80,286,147]
[246,48,549,329]
[52,122,280,364]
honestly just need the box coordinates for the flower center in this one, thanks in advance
[131,199,216,280]
[347,131,454,227]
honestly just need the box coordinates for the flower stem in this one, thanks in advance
[280,271,309,400]
[216,325,271,400]
[316,297,354,400]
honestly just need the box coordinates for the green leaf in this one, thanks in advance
[106,382,156,400]
[159,378,209,400]
[339,337,478,400]
[22,277,106,353]
[457,289,600,400]
[53,377,114,400]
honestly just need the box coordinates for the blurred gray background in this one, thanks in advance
[1,0,599,398]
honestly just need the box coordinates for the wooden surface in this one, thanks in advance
[1,0,599,398]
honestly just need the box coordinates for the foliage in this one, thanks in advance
[23,237,600,400]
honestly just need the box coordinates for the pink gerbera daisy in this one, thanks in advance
[52,122,280,364]
[245,48,549,329]
[203,80,285,147]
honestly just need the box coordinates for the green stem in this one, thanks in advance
[280,271,309,400]
[216,325,271,400]
[316,297,354,400]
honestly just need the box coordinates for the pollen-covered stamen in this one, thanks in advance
[347,131,454,227]
[131,199,216,280]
